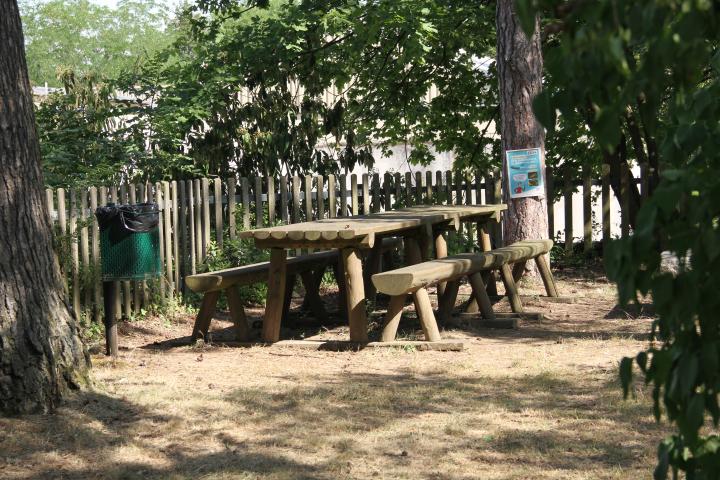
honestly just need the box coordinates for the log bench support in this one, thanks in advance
[372,239,558,339]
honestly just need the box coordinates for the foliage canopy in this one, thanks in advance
[517,0,720,477]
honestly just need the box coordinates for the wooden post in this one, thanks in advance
[601,164,611,245]
[499,264,523,313]
[413,287,441,342]
[415,171,423,204]
[280,176,289,223]
[363,239,383,303]
[372,172,380,212]
[564,174,573,253]
[56,188,68,298]
[89,187,102,321]
[171,181,180,295]
[304,175,313,221]
[381,294,406,342]
[468,272,496,320]
[425,170,433,204]
[535,255,559,297]
[434,231,448,297]
[583,171,592,254]
[394,172,401,207]
[262,248,288,342]
[194,179,203,262]
[405,172,413,206]
[202,178,211,256]
[214,177,223,247]
[328,174,336,218]
[69,189,81,317]
[362,173,370,214]
[155,183,166,301]
[546,165,554,239]
[163,181,173,297]
[267,175,276,225]
[102,281,119,356]
[227,176,237,240]
[621,166,630,238]
[191,291,220,341]
[292,175,301,223]
[339,174,347,217]
[188,180,197,275]
[241,177,251,230]
[342,247,368,342]
[436,171,445,204]
[384,172,392,211]
[226,286,250,341]
[317,175,325,219]
[351,174,359,216]
[437,280,460,324]
[177,181,187,295]
[255,176,264,227]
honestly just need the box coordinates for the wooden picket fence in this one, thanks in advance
[44,168,641,321]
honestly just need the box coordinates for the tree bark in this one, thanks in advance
[0,0,89,414]
[496,0,549,274]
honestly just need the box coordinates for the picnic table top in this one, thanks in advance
[239,204,506,244]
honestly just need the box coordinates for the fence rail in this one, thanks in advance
[45,167,642,321]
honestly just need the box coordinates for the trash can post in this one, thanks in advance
[102,280,119,356]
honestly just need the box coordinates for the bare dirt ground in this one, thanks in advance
[1,267,665,480]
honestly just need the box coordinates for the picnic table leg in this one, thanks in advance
[434,231,448,297]
[262,247,287,342]
[363,239,384,305]
[342,247,368,342]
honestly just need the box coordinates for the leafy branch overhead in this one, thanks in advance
[517,0,720,478]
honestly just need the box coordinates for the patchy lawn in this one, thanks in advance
[0,267,666,479]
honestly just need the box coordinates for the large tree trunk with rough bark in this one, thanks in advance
[0,0,89,414]
[496,0,549,274]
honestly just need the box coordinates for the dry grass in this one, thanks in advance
[0,268,666,479]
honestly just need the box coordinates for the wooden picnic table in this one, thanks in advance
[240,204,507,342]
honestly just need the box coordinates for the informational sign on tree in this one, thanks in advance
[505,147,545,199]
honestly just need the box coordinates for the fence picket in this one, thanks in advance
[405,172,412,205]
[563,175,573,253]
[89,187,102,320]
[305,175,313,221]
[317,175,325,219]
[187,180,197,275]
[583,172,592,253]
[371,173,380,213]
[69,189,81,316]
[339,174,347,217]
[280,176,289,224]
[426,171,433,203]
[241,177,250,230]
[328,174,336,218]
[415,171,422,204]
[268,176,276,224]
[362,173,370,215]
[120,184,132,316]
[214,177,223,247]
[383,172,392,211]
[601,164,611,244]
[201,178,210,256]
[227,177,236,240]
[546,166,555,239]
[171,181,180,293]
[255,176,263,227]
[351,174,358,216]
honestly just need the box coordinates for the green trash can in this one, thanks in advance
[95,202,162,281]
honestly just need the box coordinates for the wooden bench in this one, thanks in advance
[371,239,556,340]
[186,237,403,342]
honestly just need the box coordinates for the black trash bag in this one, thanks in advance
[96,203,160,242]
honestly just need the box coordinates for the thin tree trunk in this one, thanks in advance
[496,0,549,274]
[0,0,89,414]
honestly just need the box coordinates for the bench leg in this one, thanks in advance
[499,264,524,313]
[413,287,441,342]
[300,269,329,323]
[226,286,250,341]
[478,224,498,296]
[512,261,527,283]
[191,290,220,341]
[381,294,406,342]
[262,248,287,342]
[468,273,496,321]
[282,274,296,321]
[437,279,460,324]
[535,254,559,297]
[363,240,384,305]
[404,235,425,319]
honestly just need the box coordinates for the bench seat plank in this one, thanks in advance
[372,239,552,296]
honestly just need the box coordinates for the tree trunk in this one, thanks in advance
[496,0,549,274]
[0,0,89,414]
